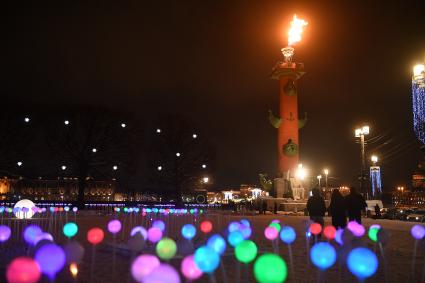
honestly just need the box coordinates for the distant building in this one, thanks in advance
[208,184,268,204]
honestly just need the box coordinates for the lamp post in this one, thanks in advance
[317,175,322,188]
[355,125,370,198]
[323,169,329,191]
[397,186,404,204]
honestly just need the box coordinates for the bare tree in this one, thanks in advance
[147,115,215,205]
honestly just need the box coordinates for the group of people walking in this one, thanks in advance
[307,187,367,229]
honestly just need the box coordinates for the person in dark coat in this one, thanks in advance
[374,203,381,219]
[345,187,367,224]
[307,188,326,228]
[328,189,347,229]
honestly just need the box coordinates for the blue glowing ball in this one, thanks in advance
[335,228,344,246]
[207,234,227,255]
[240,219,250,227]
[280,226,296,244]
[35,243,66,279]
[181,224,197,240]
[240,225,252,239]
[228,221,241,233]
[347,247,378,279]
[152,220,165,232]
[153,208,159,213]
[228,231,244,247]
[194,246,220,273]
[310,242,337,270]
[23,225,43,246]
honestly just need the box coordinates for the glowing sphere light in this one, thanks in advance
[280,226,296,244]
[0,225,11,242]
[143,264,181,283]
[254,253,287,283]
[235,240,258,263]
[310,242,337,270]
[264,226,279,240]
[207,234,226,255]
[152,220,166,232]
[335,228,344,246]
[194,246,220,273]
[347,221,365,237]
[6,257,41,283]
[411,225,425,240]
[200,220,213,234]
[228,230,244,247]
[323,226,336,240]
[309,223,322,235]
[131,226,148,240]
[87,227,104,245]
[34,243,66,280]
[131,254,160,282]
[181,255,203,280]
[228,221,241,233]
[269,222,281,232]
[368,227,380,242]
[107,219,122,234]
[63,222,78,238]
[14,199,35,219]
[181,224,197,240]
[347,247,378,280]
[148,227,163,243]
[23,225,43,246]
[156,237,177,260]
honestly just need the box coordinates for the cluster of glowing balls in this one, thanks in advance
[264,226,279,240]
[35,243,66,280]
[323,226,336,240]
[228,230,244,247]
[309,223,322,235]
[347,247,378,279]
[6,257,41,283]
[280,226,296,244]
[310,242,337,270]
[181,255,203,280]
[181,224,197,240]
[63,222,78,238]
[207,234,227,255]
[14,199,36,219]
[347,221,365,237]
[23,225,43,246]
[254,253,287,283]
[87,227,104,245]
[200,220,213,234]
[131,254,160,282]
[411,224,425,240]
[148,227,163,243]
[131,226,148,240]
[156,237,177,260]
[194,246,220,273]
[0,225,11,242]
[107,219,122,234]
[269,222,281,232]
[143,264,181,283]
[235,240,258,263]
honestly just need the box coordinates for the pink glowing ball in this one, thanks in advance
[323,226,336,240]
[131,254,161,282]
[347,221,365,237]
[7,257,41,283]
[87,227,104,245]
[309,223,322,235]
[107,220,122,234]
[148,227,163,243]
[181,255,203,280]
[143,263,181,283]
[264,226,279,240]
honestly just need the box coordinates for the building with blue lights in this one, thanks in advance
[370,166,382,198]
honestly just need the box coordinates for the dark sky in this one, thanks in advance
[3,0,425,190]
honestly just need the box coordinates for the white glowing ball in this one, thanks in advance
[14,199,36,219]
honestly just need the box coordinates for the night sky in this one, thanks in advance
[3,1,425,190]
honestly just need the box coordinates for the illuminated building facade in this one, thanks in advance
[412,64,425,144]
[370,166,382,197]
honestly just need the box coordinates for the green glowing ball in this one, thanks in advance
[254,253,287,283]
[235,240,257,263]
[156,237,177,260]
[269,223,281,232]
[63,222,78,238]
[368,227,379,242]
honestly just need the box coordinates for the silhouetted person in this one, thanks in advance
[328,189,347,229]
[262,200,268,215]
[375,203,381,219]
[345,187,367,224]
[307,188,326,228]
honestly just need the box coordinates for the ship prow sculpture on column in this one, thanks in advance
[269,15,308,201]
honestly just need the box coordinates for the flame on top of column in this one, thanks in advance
[288,15,308,46]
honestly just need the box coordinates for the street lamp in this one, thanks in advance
[202,177,209,184]
[317,175,322,188]
[323,169,329,191]
[397,186,405,204]
[64,120,70,125]
[17,161,23,167]
[24,117,30,123]
[113,165,118,171]
[371,155,378,165]
[156,128,161,133]
[61,165,67,170]
[92,148,97,153]
[157,166,162,171]
[121,123,126,128]
[192,134,198,139]
[202,164,207,169]
[295,164,307,180]
[176,152,181,157]
[354,125,370,198]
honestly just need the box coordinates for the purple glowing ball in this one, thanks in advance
[107,219,122,234]
[347,221,365,237]
[411,225,425,240]
[228,221,241,233]
[181,255,203,280]
[0,225,11,242]
[143,263,181,283]
[130,226,148,240]
[335,228,344,246]
[152,220,166,232]
[148,227,163,243]
[131,254,160,282]
[34,243,66,280]
[23,225,43,246]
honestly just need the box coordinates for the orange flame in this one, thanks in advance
[288,15,308,46]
